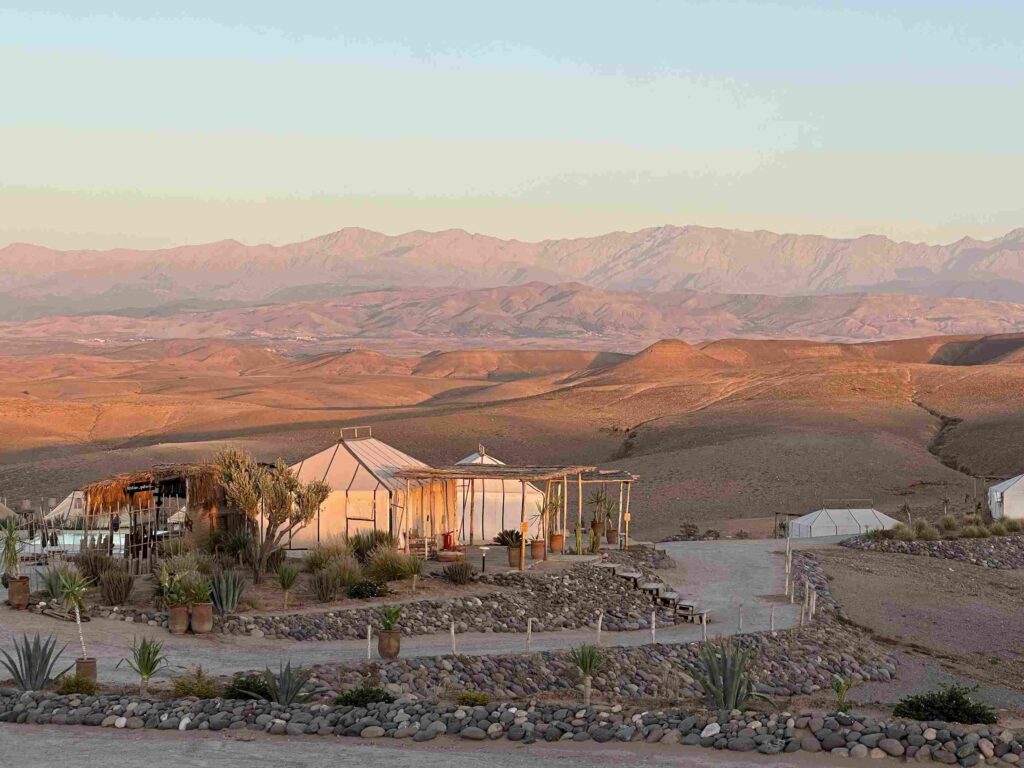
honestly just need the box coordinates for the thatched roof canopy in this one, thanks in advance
[82,463,222,515]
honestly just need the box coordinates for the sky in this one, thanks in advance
[2,1,1024,249]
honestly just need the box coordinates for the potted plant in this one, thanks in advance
[529,536,546,560]
[187,576,214,635]
[166,584,189,635]
[58,570,97,681]
[2,518,29,610]
[493,529,523,567]
[588,489,609,538]
[377,605,402,660]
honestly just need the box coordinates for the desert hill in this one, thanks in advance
[4,225,1024,321]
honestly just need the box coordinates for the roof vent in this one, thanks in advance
[339,426,373,441]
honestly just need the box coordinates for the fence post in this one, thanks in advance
[701,612,708,641]
[770,603,776,632]
[527,617,533,652]
[597,611,603,646]
[366,624,372,660]
[737,602,743,633]
[450,621,457,655]
[650,610,656,644]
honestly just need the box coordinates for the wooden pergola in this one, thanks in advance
[394,464,639,571]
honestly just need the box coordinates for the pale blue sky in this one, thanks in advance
[2,1,1023,248]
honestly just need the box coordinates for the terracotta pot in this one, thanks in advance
[530,539,546,560]
[168,604,189,635]
[377,629,401,660]
[606,527,618,545]
[591,520,606,537]
[190,602,214,634]
[76,657,97,682]
[549,533,565,553]
[7,576,30,610]
[507,546,520,568]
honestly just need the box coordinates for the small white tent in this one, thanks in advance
[454,448,545,544]
[44,491,86,524]
[789,507,899,539]
[989,474,1024,520]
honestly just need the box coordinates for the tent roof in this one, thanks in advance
[791,507,899,528]
[457,451,545,495]
[990,474,1024,494]
[295,437,431,495]
[44,491,86,521]
[0,500,14,520]
[395,464,596,482]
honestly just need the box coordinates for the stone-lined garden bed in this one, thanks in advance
[1,691,1019,763]
[841,534,1024,570]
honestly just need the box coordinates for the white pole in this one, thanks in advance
[799,603,806,627]
[450,621,457,655]
[650,610,656,644]
[737,602,743,633]
[366,624,372,660]
[701,612,707,641]
[527,617,533,652]
[597,611,603,646]
[770,603,776,632]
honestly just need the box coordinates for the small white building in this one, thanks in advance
[789,507,899,539]
[988,474,1024,520]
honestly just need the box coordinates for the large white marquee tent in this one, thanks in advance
[788,507,899,539]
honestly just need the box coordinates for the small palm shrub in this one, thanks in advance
[0,634,71,691]
[938,514,958,532]
[117,636,169,696]
[334,687,394,706]
[99,570,135,605]
[347,580,386,599]
[403,555,423,591]
[211,570,246,615]
[224,672,272,700]
[493,529,522,547]
[457,691,491,706]
[988,522,1007,536]
[443,561,474,585]
[276,562,300,609]
[893,684,996,724]
[365,546,411,583]
[348,531,396,565]
[252,661,311,705]
[832,674,856,712]
[687,639,767,710]
[1004,519,1023,534]
[56,672,99,696]
[570,643,602,706]
[224,530,252,560]
[172,666,222,698]
[75,551,115,582]
[41,564,78,602]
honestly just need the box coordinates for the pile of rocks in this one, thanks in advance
[219,563,679,641]
[2,690,1017,764]
[842,534,1024,570]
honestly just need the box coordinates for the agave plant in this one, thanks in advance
[117,636,170,696]
[492,529,522,547]
[275,562,299,609]
[570,643,602,706]
[241,661,311,705]
[0,634,71,691]
[211,570,246,615]
[687,638,769,710]
[380,605,402,631]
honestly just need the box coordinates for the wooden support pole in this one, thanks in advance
[561,476,568,553]
[624,483,632,551]
[597,611,603,645]
[519,480,527,572]
[544,479,552,558]
[617,482,624,548]
[770,603,776,632]
[404,479,411,554]
[701,612,708,641]
[468,478,475,546]
[651,610,656,644]
[451,621,457,654]
[576,472,583,554]
[527,617,533,652]
[737,602,744,633]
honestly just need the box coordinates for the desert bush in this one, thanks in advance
[74,551,116,582]
[988,522,1007,536]
[163,551,213,577]
[334,687,394,707]
[733,529,751,540]
[959,525,982,539]
[893,523,915,542]
[116,636,169,696]
[56,672,99,696]
[677,522,701,540]
[402,555,423,591]
[98,570,135,605]
[304,537,349,572]
[442,561,474,585]
[975,525,992,538]
[456,691,491,706]
[157,538,192,558]
[347,580,386,599]
[309,567,344,602]
[916,524,940,542]
[210,570,246,615]
[702,528,721,540]
[1003,519,1022,534]
[892,684,996,724]
[224,672,272,700]
[348,531,396,564]
[41,564,78,602]
[172,665,221,698]
[938,514,958,532]
[686,638,767,710]
[276,562,300,608]
[963,514,982,526]
[224,530,252,559]
[365,545,411,583]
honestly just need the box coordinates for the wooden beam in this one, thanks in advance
[617,481,624,547]
[577,472,583,553]
[519,479,527,572]
[562,475,568,554]
[544,479,552,559]
[403,478,411,554]
[624,482,632,551]
[468,478,476,546]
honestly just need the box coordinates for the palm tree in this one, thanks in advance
[941,496,950,516]
[58,571,91,661]
[570,643,602,706]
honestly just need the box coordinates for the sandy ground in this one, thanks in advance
[0,723,845,768]
[816,545,1024,709]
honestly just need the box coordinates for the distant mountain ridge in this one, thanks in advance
[3,224,1024,320]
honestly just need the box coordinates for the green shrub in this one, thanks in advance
[893,523,915,542]
[975,525,992,538]
[347,580,386,599]
[365,546,411,583]
[224,672,272,700]
[251,661,311,705]
[310,567,343,602]
[916,524,940,542]
[0,634,71,691]
[172,666,222,698]
[211,570,246,615]
[686,638,767,710]
[959,525,980,538]
[158,538,192,558]
[493,529,522,547]
[380,605,402,631]
[74,551,116,582]
[963,514,982,526]
[988,522,1007,537]
[224,530,252,558]
[334,687,394,707]
[1004,519,1022,534]
[304,537,349,572]
[456,691,491,706]
[41,565,77,602]
[98,570,135,605]
[938,515,958,532]
[442,561,475,585]
[402,555,423,589]
[348,531,396,565]
[56,672,99,695]
[276,562,300,609]
[892,684,997,724]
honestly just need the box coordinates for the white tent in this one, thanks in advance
[454,448,545,544]
[44,491,86,523]
[989,474,1024,520]
[788,507,899,539]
